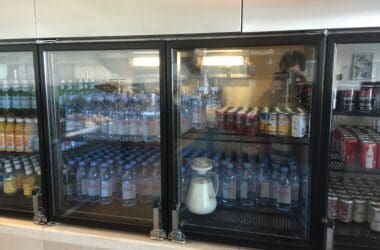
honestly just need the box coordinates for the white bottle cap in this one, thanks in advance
[5,167,12,173]
[25,169,33,175]
[14,164,21,170]
[16,118,24,123]
[24,118,33,123]
[6,117,15,122]
[24,165,32,170]
[4,163,12,168]
[0,117,5,122]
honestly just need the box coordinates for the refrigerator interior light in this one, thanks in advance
[202,56,244,66]
[132,57,159,67]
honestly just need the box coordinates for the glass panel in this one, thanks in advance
[0,51,40,212]
[172,45,318,239]
[328,43,380,247]
[43,49,161,225]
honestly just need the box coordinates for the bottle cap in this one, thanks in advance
[5,167,12,173]
[6,117,15,122]
[25,169,33,175]
[101,163,108,168]
[14,164,21,170]
[91,161,97,167]
[0,117,5,122]
[16,118,24,123]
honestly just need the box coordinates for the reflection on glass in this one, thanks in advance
[174,45,318,239]
[0,52,40,212]
[328,43,380,247]
[44,50,161,225]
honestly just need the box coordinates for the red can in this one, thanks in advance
[360,140,377,169]
[359,86,376,112]
[216,107,230,131]
[236,108,251,134]
[375,140,380,169]
[246,108,259,136]
[225,107,241,130]
[343,137,358,167]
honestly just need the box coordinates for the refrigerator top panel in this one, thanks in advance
[328,42,380,249]
[0,51,40,213]
[171,43,319,243]
[43,48,162,227]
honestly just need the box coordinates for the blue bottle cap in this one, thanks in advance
[68,160,75,166]
[101,163,108,168]
[79,161,85,167]
[90,161,97,167]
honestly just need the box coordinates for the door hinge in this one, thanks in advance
[32,189,48,225]
[150,201,166,240]
[168,203,186,244]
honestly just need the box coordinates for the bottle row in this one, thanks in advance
[60,87,160,143]
[63,144,161,207]
[181,148,309,214]
[0,117,39,153]
[0,154,41,197]
[0,79,37,113]
[327,175,380,232]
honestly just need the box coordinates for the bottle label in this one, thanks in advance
[3,179,17,194]
[271,182,279,200]
[100,180,112,197]
[21,96,32,109]
[240,181,248,199]
[1,96,11,109]
[122,181,136,200]
[0,133,5,151]
[5,134,15,151]
[23,134,35,153]
[23,182,34,196]
[14,134,24,152]
[87,180,99,196]
[279,185,291,204]
[222,182,236,199]
[260,181,270,198]
[81,179,88,195]
[291,183,300,201]
[16,175,23,189]
[12,96,21,109]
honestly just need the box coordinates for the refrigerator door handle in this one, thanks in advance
[150,201,166,240]
[168,204,186,244]
[32,189,47,225]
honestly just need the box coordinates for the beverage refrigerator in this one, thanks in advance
[0,44,45,218]
[322,31,380,250]
[38,41,168,234]
[166,34,326,249]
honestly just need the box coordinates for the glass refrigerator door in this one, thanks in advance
[171,44,319,242]
[0,51,40,213]
[327,42,380,248]
[43,48,162,227]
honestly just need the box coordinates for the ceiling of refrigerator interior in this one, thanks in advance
[0,52,34,81]
[46,50,160,88]
[178,45,317,107]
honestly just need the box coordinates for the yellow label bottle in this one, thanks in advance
[0,117,6,151]
[3,167,17,196]
[5,117,15,152]
[23,169,35,197]
[14,118,25,153]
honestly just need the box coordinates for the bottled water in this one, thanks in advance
[99,162,113,204]
[192,88,206,129]
[122,164,136,207]
[205,86,222,128]
[270,164,280,207]
[141,94,160,142]
[138,161,152,204]
[65,95,77,133]
[240,162,254,206]
[87,161,100,203]
[180,95,192,134]
[115,93,127,140]
[1,80,11,112]
[289,164,300,208]
[11,81,21,111]
[278,167,291,212]
[222,163,237,208]
[64,160,76,200]
[258,163,270,205]
[151,161,161,201]
[212,158,222,205]
[76,161,88,202]
[129,95,142,142]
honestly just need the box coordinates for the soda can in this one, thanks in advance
[277,109,292,136]
[327,193,339,220]
[367,200,380,223]
[225,107,241,130]
[353,197,367,223]
[375,139,380,169]
[259,107,269,134]
[291,111,307,138]
[370,207,380,232]
[216,107,231,131]
[246,108,259,136]
[359,140,377,169]
[343,89,356,112]
[359,86,376,112]
[338,196,353,223]
[236,108,250,134]
[343,136,358,167]
[267,109,278,135]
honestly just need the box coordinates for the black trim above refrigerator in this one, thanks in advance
[166,33,326,249]
[38,41,168,234]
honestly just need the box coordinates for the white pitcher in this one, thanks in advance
[186,158,219,215]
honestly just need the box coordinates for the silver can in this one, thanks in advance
[291,111,307,138]
[370,207,380,232]
[339,197,353,223]
[353,197,367,223]
[367,200,380,224]
[327,194,339,220]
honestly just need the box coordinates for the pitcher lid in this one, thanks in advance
[191,157,212,173]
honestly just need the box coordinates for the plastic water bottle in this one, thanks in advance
[64,160,76,200]
[222,163,237,208]
[289,164,300,208]
[151,161,161,201]
[99,162,113,204]
[76,161,88,202]
[138,162,152,204]
[205,86,222,128]
[240,162,254,206]
[192,88,206,129]
[278,167,291,212]
[180,95,193,134]
[270,164,280,207]
[11,81,21,111]
[1,80,12,112]
[87,161,100,203]
[258,163,270,205]
[115,93,127,140]
[129,95,142,142]
[65,95,77,133]
[122,164,137,207]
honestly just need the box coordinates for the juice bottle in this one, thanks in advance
[14,163,24,191]
[5,117,15,152]
[22,168,35,198]
[0,117,6,151]
[3,167,17,196]
[14,118,25,153]
[24,118,36,153]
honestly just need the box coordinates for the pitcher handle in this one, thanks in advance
[210,172,219,198]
